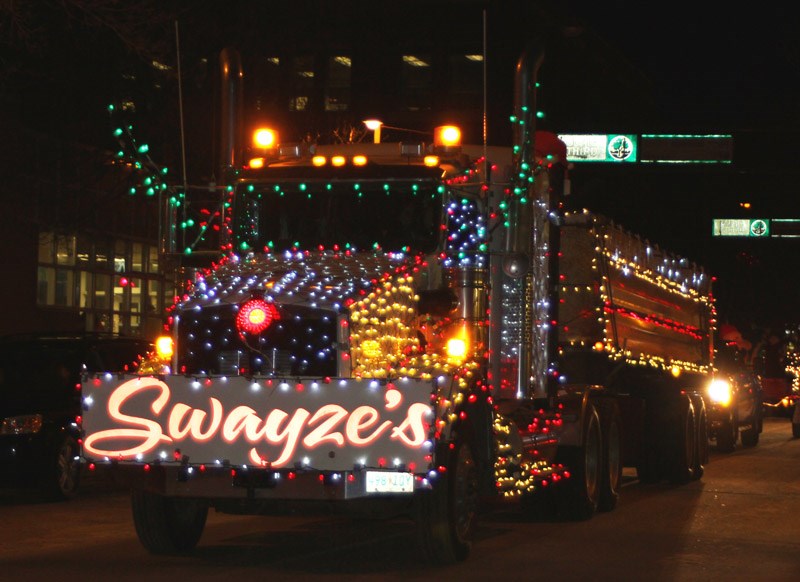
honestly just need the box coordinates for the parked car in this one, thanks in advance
[705,339,763,452]
[0,333,153,500]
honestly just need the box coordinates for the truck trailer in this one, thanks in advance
[81,46,715,564]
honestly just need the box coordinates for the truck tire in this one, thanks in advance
[793,422,800,439]
[415,437,479,565]
[41,434,81,501]
[665,394,697,485]
[556,402,601,520]
[597,400,622,512]
[131,490,208,555]
[740,408,761,447]
[692,398,708,481]
[715,410,737,453]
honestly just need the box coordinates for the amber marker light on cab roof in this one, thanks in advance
[312,155,327,166]
[434,125,461,147]
[253,128,277,149]
[352,155,368,166]
[248,157,265,169]
[331,155,346,167]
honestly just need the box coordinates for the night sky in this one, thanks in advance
[571,3,800,130]
[3,1,799,334]
[562,3,800,333]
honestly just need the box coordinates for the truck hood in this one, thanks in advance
[178,250,431,312]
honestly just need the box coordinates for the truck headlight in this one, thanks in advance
[446,337,467,359]
[707,378,733,406]
[155,335,174,360]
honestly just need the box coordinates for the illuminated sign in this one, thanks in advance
[559,134,733,164]
[558,134,638,163]
[82,375,436,471]
[713,218,800,238]
[640,134,733,164]
[712,219,770,237]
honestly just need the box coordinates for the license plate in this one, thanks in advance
[365,470,414,493]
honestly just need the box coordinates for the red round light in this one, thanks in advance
[236,298,277,336]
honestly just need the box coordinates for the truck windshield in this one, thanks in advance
[233,179,444,253]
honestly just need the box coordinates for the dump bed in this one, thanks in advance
[558,211,713,369]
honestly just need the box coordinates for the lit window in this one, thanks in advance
[402,55,430,67]
[326,55,351,112]
[401,54,432,111]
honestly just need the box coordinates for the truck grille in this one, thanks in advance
[177,303,338,377]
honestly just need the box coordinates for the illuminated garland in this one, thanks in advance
[493,411,567,496]
[106,103,223,256]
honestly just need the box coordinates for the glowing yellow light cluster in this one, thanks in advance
[137,339,172,375]
[349,275,420,378]
[492,414,563,497]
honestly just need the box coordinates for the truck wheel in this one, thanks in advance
[556,402,601,520]
[41,434,81,501]
[793,422,800,439]
[597,400,622,512]
[692,399,708,481]
[415,438,479,565]
[666,395,696,485]
[740,408,761,447]
[131,490,208,555]
[715,410,737,453]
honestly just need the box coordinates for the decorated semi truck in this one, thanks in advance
[81,46,715,564]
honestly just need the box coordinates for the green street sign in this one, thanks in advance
[559,134,638,163]
[712,218,770,237]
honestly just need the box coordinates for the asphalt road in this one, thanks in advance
[2,416,800,581]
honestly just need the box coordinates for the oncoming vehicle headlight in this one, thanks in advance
[707,378,733,406]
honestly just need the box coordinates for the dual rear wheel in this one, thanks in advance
[637,393,707,484]
[555,399,622,520]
